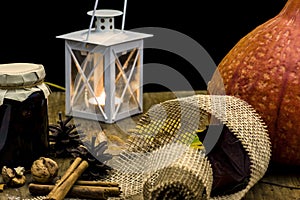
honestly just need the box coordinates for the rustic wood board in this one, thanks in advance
[1,91,299,199]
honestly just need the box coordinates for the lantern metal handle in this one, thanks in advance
[86,0,128,41]
[86,0,99,41]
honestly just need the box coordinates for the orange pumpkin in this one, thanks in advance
[208,0,300,166]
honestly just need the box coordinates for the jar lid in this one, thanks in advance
[0,63,46,88]
[0,63,50,106]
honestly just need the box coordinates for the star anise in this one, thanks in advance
[48,112,86,158]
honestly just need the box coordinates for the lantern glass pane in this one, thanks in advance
[115,48,141,115]
[70,50,105,117]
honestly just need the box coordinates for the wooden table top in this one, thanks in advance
[1,91,299,200]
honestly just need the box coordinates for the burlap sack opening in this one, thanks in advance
[105,94,271,200]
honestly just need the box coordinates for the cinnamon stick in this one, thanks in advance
[55,157,83,188]
[48,157,82,197]
[75,180,119,187]
[46,157,89,200]
[29,183,121,199]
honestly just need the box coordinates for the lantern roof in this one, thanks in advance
[57,0,153,46]
[56,29,152,47]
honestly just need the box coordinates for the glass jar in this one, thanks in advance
[0,63,51,169]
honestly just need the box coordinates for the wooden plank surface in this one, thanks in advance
[1,91,299,199]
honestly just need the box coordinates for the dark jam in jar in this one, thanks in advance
[0,63,50,170]
[0,91,49,169]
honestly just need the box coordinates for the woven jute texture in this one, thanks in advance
[105,94,271,200]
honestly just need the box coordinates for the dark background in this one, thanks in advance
[0,0,287,92]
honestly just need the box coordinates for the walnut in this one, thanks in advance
[10,175,26,187]
[14,166,25,176]
[1,166,15,184]
[31,157,59,183]
[1,166,26,187]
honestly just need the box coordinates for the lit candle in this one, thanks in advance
[88,92,122,106]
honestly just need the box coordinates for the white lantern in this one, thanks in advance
[57,6,152,123]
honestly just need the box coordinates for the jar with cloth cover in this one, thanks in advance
[0,63,51,169]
